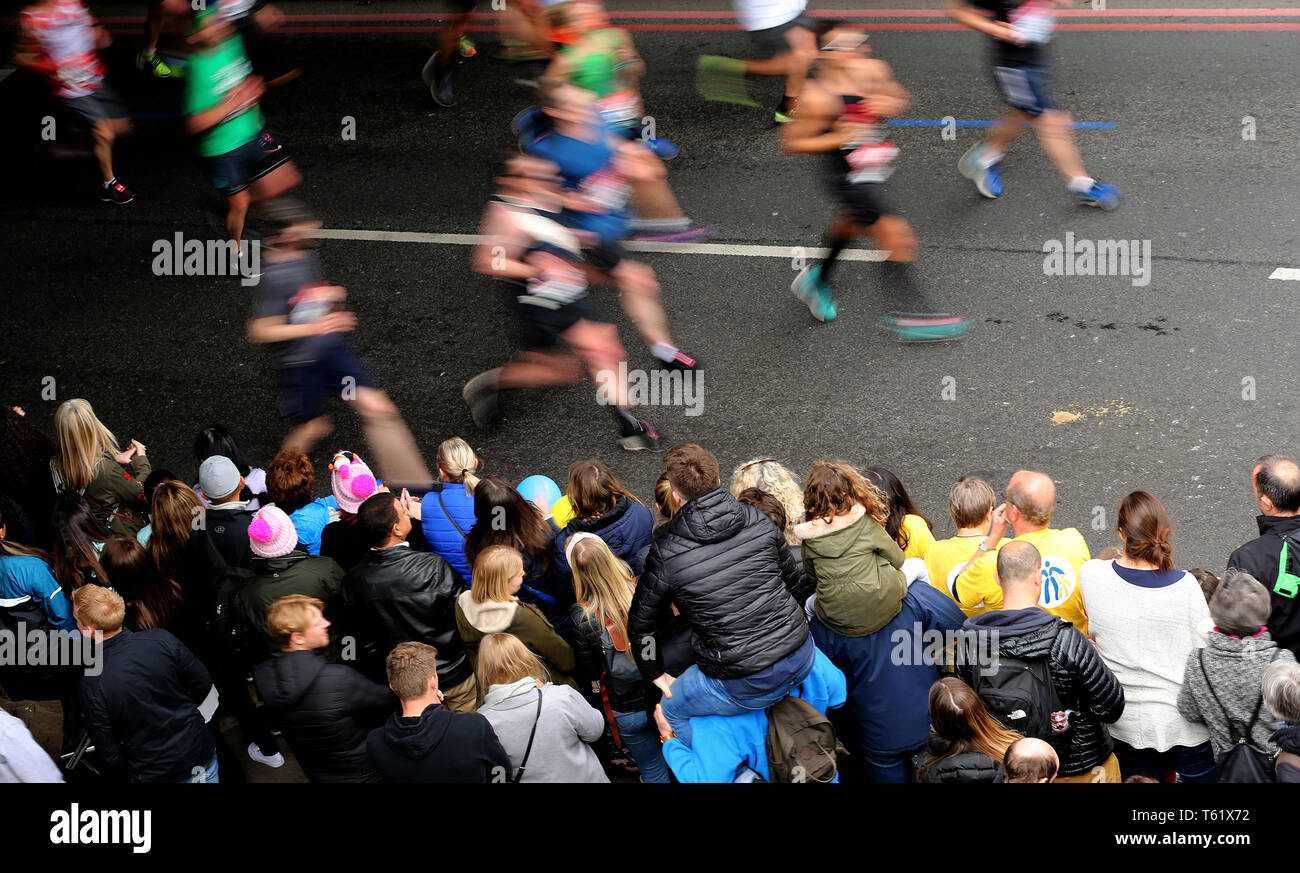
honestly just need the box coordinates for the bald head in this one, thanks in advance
[1007,470,1056,530]
[1004,738,1059,783]
[996,540,1042,590]
[1254,455,1300,516]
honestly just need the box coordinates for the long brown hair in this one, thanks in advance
[464,477,554,570]
[101,537,183,630]
[920,677,1022,776]
[802,460,889,526]
[148,481,202,583]
[567,459,639,520]
[1116,490,1174,571]
[51,495,111,595]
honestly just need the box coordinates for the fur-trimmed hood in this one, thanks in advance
[794,503,866,543]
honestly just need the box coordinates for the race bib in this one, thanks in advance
[579,166,630,212]
[846,142,899,183]
[596,90,641,127]
[1010,0,1056,45]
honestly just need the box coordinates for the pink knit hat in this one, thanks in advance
[329,450,378,515]
[248,505,299,559]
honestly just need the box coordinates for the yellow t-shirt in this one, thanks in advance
[901,514,936,560]
[954,527,1092,635]
[551,495,575,528]
[926,535,1011,617]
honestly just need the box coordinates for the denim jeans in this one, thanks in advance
[661,657,814,747]
[182,751,220,784]
[613,710,672,783]
[866,746,924,783]
[1112,739,1217,783]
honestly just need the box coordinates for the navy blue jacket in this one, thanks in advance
[553,498,655,578]
[811,581,967,756]
[79,628,215,782]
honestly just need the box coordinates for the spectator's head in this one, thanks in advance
[248,505,300,559]
[386,641,442,705]
[357,492,411,550]
[662,444,720,504]
[994,540,1042,602]
[736,487,788,535]
[199,455,244,505]
[100,536,182,631]
[567,459,638,521]
[803,460,889,528]
[1124,774,1160,783]
[864,467,933,552]
[72,583,125,637]
[141,469,180,517]
[1210,569,1272,637]
[1115,490,1174,571]
[1252,455,1300,517]
[437,437,482,496]
[948,476,996,532]
[466,476,553,566]
[1263,661,1300,725]
[1005,470,1056,533]
[471,545,525,604]
[921,677,1022,776]
[476,632,549,691]
[731,458,804,545]
[568,533,634,649]
[52,398,120,492]
[0,405,56,507]
[0,501,47,560]
[1190,568,1222,604]
[193,425,253,477]
[329,451,378,516]
[267,594,330,652]
[147,480,203,580]
[265,450,315,514]
[255,196,321,251]
[51,492,111,595]
[653,473,679,523]
[1003,737,1059,783]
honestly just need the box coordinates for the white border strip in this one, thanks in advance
[1269,267,1300,281]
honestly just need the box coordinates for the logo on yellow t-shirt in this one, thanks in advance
[1037,556,1077,609]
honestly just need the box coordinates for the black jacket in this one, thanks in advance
[366,703,513,783]
[322,518,432,574]
[253,649,394,782]
[79,628,215,782]
[1274,723,1300,783]
[629,487,811,681]
[1228,514,1300,655]
[342,545,472,689]
[569,605,646,713]
[961,608,1125,778]
[913,742,1002,783]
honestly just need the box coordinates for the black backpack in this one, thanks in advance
[201,532,260,660]
[969,649,1069,750]
[765,694,838,783]
[1198,649,1278,784]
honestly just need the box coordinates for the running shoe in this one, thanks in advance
[774,99,798,124]
[641,137,680,160]
[661,350,701,372]
[697,55,758,108]
[423,51,456,106]
[618,417,661,452]
[881,313,972,342]
[791,265,837,322]
[1076,181,1121,211]
[100,179,136,205]
[462,368,502,428]
[136,50,176,78]
[630,225,715,243]
[458,36,477,58]
[959,143,1002,198]
[247,743,285,768]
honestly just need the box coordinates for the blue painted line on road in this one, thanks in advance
[888,119,1116,129]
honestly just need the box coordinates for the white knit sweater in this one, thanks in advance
[1079,559,1211,751]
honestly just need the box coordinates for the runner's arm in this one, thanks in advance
[185,76,263,136]
[866,59,911,117]
[944,0,1016,39]
[780,87,850,155]
[471,203,541,281]
[246,314,347,344]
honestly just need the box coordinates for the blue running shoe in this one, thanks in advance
[642,137,680,160]
[1077,181,1121,211]
[792,266,837,322]
[882,313,972,342]
[975,164,1003,199]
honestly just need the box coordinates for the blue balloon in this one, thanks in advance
[517,475,562,514]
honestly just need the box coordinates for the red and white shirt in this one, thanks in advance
[22,0,103,98]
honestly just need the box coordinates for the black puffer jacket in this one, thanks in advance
[342,546,472,690]
[913,742,1002,783]
[569,605,646,713]
[960,608,1125,778]
[1228,514,1300,655]
[629,487,811,681]
[253,650,394,783]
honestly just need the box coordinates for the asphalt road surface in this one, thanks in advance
[3,0,1298,587]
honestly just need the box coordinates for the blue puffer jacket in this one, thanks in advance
[421,482,477,583]
[662,648,847,783]
[289,497,339,556]
[552,498,655,578]
[811,580,967,757]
